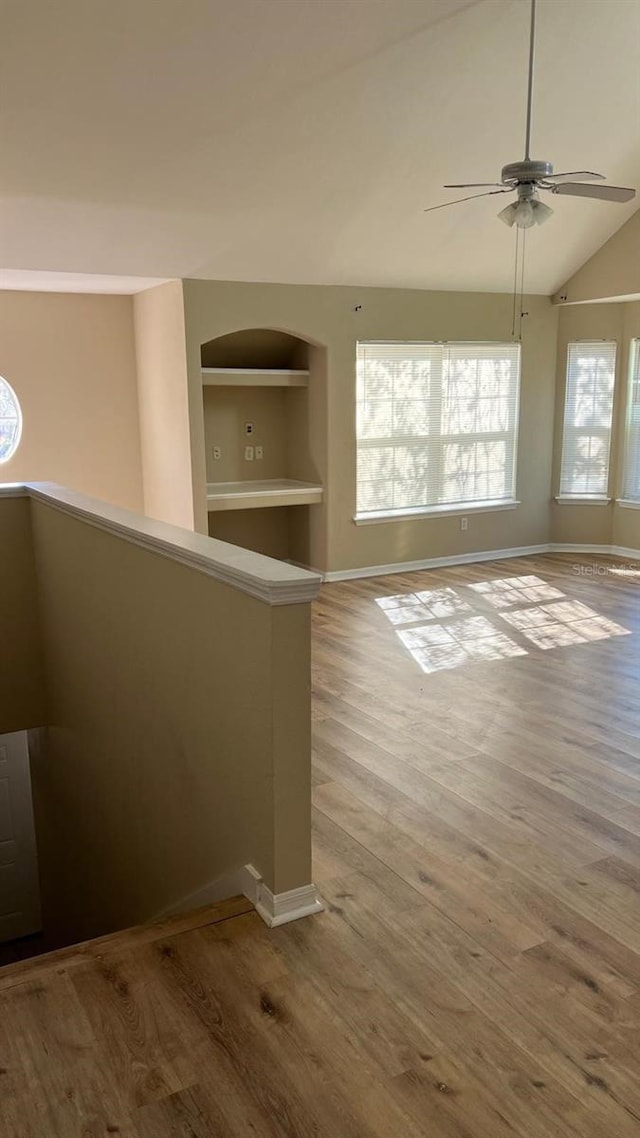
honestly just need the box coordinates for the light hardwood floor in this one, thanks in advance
[3,553,640,1136]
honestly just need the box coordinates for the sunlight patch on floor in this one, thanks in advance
[502,599,629,650]
[468,575,565,608]
[375,587,472,625]
[376,574,631,674]
[398,620,526,674]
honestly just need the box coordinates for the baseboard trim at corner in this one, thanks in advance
[549,543,640,561]
[610,545,640,561]
[323,544,550,582]
[548,542,613,555]
[254,878,324,928]
[241,865,324,927]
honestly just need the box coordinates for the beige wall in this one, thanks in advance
[183,280,558,573]
[134,280,194,528]
[0,496,44,733]
[28,499,312,945]
[286,344,328,569]
[554,210,640,304]
[210,506,292,561]
[613,300,640,551]
[0,290,143,511]
[204,385,287,483]
[613,506,640,552]
[550,300,640,551]
[550,303,624,546]
[271,602,312,892]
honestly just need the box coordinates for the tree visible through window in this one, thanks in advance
[559,342,616,499]
[0,377,22,463]
[356,341,521,516]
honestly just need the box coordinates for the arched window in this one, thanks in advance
[0,377,22,463]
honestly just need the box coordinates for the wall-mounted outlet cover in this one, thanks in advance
[255,446,264,460]
[212,446,221,460]
[460,517,468,531]
[245,422,254,436]
[244,446,254,461]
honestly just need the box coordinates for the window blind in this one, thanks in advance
[559,341,616,499]
[622,340,640,502]
[356,341,521,516]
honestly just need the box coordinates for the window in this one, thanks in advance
[559,341,616,499]
[622,339,640,502]
[0,377,22,463]
[356,341,521,517]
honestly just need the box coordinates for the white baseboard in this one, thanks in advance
[254,878,324,928]
[323,544,550,582]
[611,545,640,561]
[321,541,640,583]
[157,863,323,929]
[548,542,612,555]
[550,543,640,560]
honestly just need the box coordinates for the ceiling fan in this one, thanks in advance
[425,0,636,228]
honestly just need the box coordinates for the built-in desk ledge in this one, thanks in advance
[202,368,310,387]
[0,481,322,606]
[207,479,324,512]
[555,495,611,505]
[616,499,640,510]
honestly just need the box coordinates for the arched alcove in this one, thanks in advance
[200,328,310,371]
[200,327,327,569]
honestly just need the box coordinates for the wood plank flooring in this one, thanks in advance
[3,553,640,1136]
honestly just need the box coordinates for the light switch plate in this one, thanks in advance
[244,446,254,461]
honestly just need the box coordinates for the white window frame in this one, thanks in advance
[0,376,23,464]
[618,339,640,508]
[557,341,617,503]
[355,341,521,522]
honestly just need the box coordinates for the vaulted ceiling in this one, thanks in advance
[1,0,639,294]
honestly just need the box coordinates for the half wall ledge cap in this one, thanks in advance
[17,481,322,606]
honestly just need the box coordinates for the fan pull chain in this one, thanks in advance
[518,228,527,340]
[511,227,521,340]
[510,227,528,342]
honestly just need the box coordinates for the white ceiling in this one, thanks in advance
[1,0,639,295]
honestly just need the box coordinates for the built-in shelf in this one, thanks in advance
[202,368,310,388]
[207,479,323,512]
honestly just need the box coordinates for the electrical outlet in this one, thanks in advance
[245,422,254,436]
[460,517,468,531]
[244,445,254,461]
[255,445,264,460]
[212,446,221,460]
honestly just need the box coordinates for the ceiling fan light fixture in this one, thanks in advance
[497,196,553,228]
[531,198,554,225]
[497,201,519,228]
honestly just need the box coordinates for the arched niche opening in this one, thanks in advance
[200,328,311,371]
[200,327,327,570]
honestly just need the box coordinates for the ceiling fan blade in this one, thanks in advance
[443,183,508,189]
[542,171,605,183]
[424,189,512,213]
[552,183,636,202]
